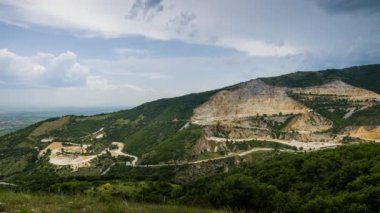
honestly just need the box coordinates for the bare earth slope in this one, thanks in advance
[290,80,380,101]
[344,126,380,141]
[191,79,308,125]
[190,79,380,153]
[283,112,332,133]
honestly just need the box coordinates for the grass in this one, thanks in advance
[76,114,112,122]
[0,189,226,213]
[29,116,71,138]
[113,118,131,125]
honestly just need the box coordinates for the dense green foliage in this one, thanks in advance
[0,148,37,178]
[180,143,380,212]
[144,124,203,164]
[109,90,218,162]
[261,64,380,94]
[0,189,225,213]
[5,143,379,212]
[347,105,380,126]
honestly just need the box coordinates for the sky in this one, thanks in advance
[0,0,379,111]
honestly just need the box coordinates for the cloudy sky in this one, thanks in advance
[0,0,379,111]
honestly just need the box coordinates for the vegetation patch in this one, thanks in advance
[29,116,71,138]
[0,189,224,213]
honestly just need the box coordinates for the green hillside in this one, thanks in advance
[1,64,380,212]
[0,89,219,178]
[1,64,380,178]
[261,64,380,94]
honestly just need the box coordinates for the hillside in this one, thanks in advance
[1,64,380,178]
[1,64,380,212]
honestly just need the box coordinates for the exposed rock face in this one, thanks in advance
[279,132,338,143]
[192,136,227,154]
[283,112,332,133]
[290,80,380,101]
[191,79,308,125]
[227,128,272,139]
[204,125,271,140]
[345,126,380,141]
[189,79,380,152]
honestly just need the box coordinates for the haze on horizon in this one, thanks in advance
[0,0,379,110]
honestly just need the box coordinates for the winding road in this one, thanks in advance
[42,127,346,175]
[101,144,276,175]
[102,136,345,175]
[108,142,138,165]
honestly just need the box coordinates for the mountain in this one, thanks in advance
[1,64,380,212]
[1,64,380,172]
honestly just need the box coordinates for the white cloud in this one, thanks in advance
[0,0,307,57]
[0,49,150,90]
[85,75,110,90]
[0,49,45,81]
[1,0,378,59]
[0,49,90,87]
[0,1,379,110]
